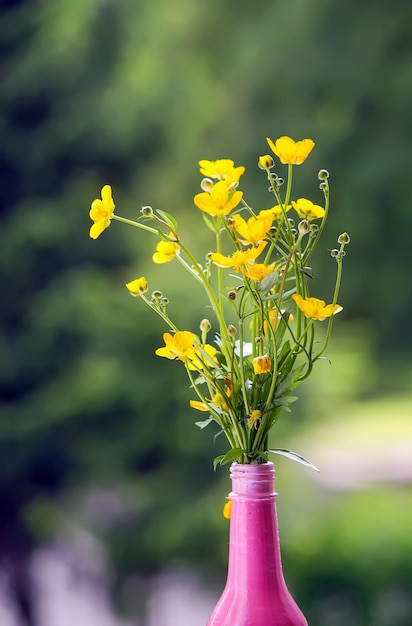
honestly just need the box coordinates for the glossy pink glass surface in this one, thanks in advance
[207,462,307,626]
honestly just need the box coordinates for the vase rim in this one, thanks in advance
[230,461,275,474]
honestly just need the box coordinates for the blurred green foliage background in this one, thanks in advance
[1,0,412,624]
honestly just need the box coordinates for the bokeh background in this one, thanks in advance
[1,0,412,624]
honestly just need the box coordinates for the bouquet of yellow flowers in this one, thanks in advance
[89,136,348,469]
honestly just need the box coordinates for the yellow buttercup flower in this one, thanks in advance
[291,198,325,220]
[243,261,277,282]
[187,344,218,371]
[194,180,243,217]
[248,409,262,428]
[253,354,272,375]
[266,136,315,165]
[152,240,180,264]
[89,185,115,239]
[232,212,274,245]
[190,390,228,411]
[155,331,199,362]
[211,241,267,272]
[199,159,245,185]
[292,294,342,321]
[125,277,148,296]
[260,205,292,220]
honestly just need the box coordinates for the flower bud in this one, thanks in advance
[200,318,211,333]
[287,218,295,228]
[258,155,275,169]
[310,223,319,235]
[253,354,272,375]
[200,177,214,192]
[152,290,162,299]
[319,181,328,191]
[330,248,339,258]
[161,297,169,307]
[228,290,237,300]
[141,205,154,217]
[227,324,237,337]
[338,232,350,245]
[298,219,310,235]
[277,177,284,187]
[318,169,329,180]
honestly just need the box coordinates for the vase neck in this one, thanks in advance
[229,461,277,499]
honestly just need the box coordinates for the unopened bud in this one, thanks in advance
[200,177,214,192]
[258,155,275,169]
[141,205,154,217]
[228,290,237,300]
[298,219,310,235]
[287,218,295,228]
[200,318,211,333]
[319,181,328,192]
[161,297,169,307]
[318,169,329,180]
[330,249,339,258]
[253,354,272,375]
[227,324,237,337]
[338,232,350,245]
[152,290,162,299]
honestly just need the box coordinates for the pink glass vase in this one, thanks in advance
[207,462,307,626]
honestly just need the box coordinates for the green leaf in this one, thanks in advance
[269,448,320,472]
[213,448,244,470]
[156,209,178,232]
[254,450,269,463]
[202,214,216,232]
[280,287,297,300]
[195,417,214,429]
[257,270,279,295]
[299,266,313,279]
[213,455,225,471]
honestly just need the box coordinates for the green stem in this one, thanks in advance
[113,215,158,235]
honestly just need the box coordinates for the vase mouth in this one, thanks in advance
[230,461,275,478]
[231,461,274,471]
[229,462,276,497]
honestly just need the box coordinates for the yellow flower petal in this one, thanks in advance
[291,198,325,220]
[266,136,315,165]
[211,241,267,272]
[89,185,115,239]
[125,277,148,296]
[152,240,179,264]
[232,212,273,245]
[199,159,245,184]
[253,355,272,375]
[243,262,276,281]
[194,180,243,217]
[292,294,342,321]
[189,400,209,412]
[258,155,274,169]
[223,498,232,519]
[155,331,199,361]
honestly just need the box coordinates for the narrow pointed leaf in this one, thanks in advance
[195,417,214,429]
[156,209,178,232]
[269,448,320,472]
